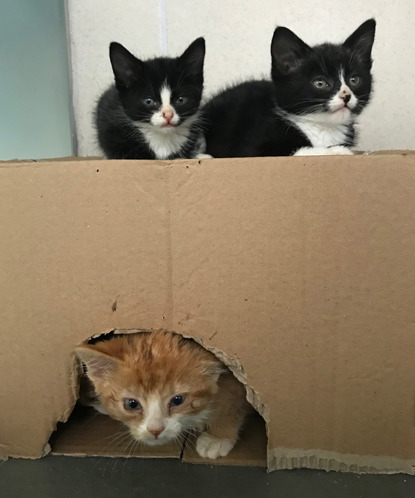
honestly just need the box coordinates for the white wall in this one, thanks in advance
[67,0,415,156]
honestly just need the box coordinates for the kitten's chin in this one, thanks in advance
[157,123,180,132]
[332,106,352,116]
[134,435,177,446]
[328,107,354,125]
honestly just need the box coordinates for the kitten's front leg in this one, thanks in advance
[196,431,242,459]
[196,407,247,459]
[294,146,353,156]
[196,431,236,459]
[192,135,213,159]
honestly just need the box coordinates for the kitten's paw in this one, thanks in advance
[196,432,235,459]
[327,146,354,155]
[294,146,353,156]
[194,153,213,159]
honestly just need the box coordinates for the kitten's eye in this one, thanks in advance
[312,77,331,90]
[175,96,188,105]
[170,395,184,406]
[348,76,362,88]
[123,398,141,411]
[144,98,155,106]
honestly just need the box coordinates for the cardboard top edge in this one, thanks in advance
[0,156,102,164]
[1,150,414,166]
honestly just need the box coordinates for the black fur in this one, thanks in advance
[95,38,206,159]
[203,19,376,157]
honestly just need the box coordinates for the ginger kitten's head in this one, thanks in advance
[75,331,224,446]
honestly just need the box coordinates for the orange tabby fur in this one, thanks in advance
[75,330,252,459]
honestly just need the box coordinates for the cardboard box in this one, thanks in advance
[1,154,414,473]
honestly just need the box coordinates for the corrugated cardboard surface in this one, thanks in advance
[1,155,414,473]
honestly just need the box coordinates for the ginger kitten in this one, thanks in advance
[75,330,253,459]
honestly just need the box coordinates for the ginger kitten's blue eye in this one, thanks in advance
[123,398,141,411]
[170,395,184,406]
[348,76,361,88]
[175,96,187,105]
[312,77,332,90]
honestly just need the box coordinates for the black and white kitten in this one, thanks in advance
[203,19,376,157]
[96,38,207,160]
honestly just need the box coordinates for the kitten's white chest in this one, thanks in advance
[136,113,198,160]
[136,124,188,160]
[290,116,350,148]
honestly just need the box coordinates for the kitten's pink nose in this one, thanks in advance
[340,87,351,101]
[147,426,165,438]
[162,109,174,123]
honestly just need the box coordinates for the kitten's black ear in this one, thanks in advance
[109,42,144,90]
[75,346,121,381]
[271,27,312,76]
[179,37,205,78]
[343,19,376,66]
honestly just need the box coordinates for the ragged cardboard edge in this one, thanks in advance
[58,328,135,438]
[195,339,269,419]
[267,448,415,475]
[46,331,123,459]
[42,443,51,457]
[186,335,270,455]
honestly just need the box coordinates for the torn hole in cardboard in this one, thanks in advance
[49,328,267,467]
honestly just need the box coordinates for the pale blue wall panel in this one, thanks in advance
[0,0,73,159]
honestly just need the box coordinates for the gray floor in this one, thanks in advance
[1,456,414,498]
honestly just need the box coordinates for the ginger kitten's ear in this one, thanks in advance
[75,345,122,381]
[202,361,227,382]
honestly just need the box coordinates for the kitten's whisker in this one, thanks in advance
[182,433,200,458]
[107,431,133,449]
[103,426,130,441]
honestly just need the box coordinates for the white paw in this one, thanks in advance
[196,432,235,459]
[294,146,353,156]
[327,146,354,155]
[194,153,213,159]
